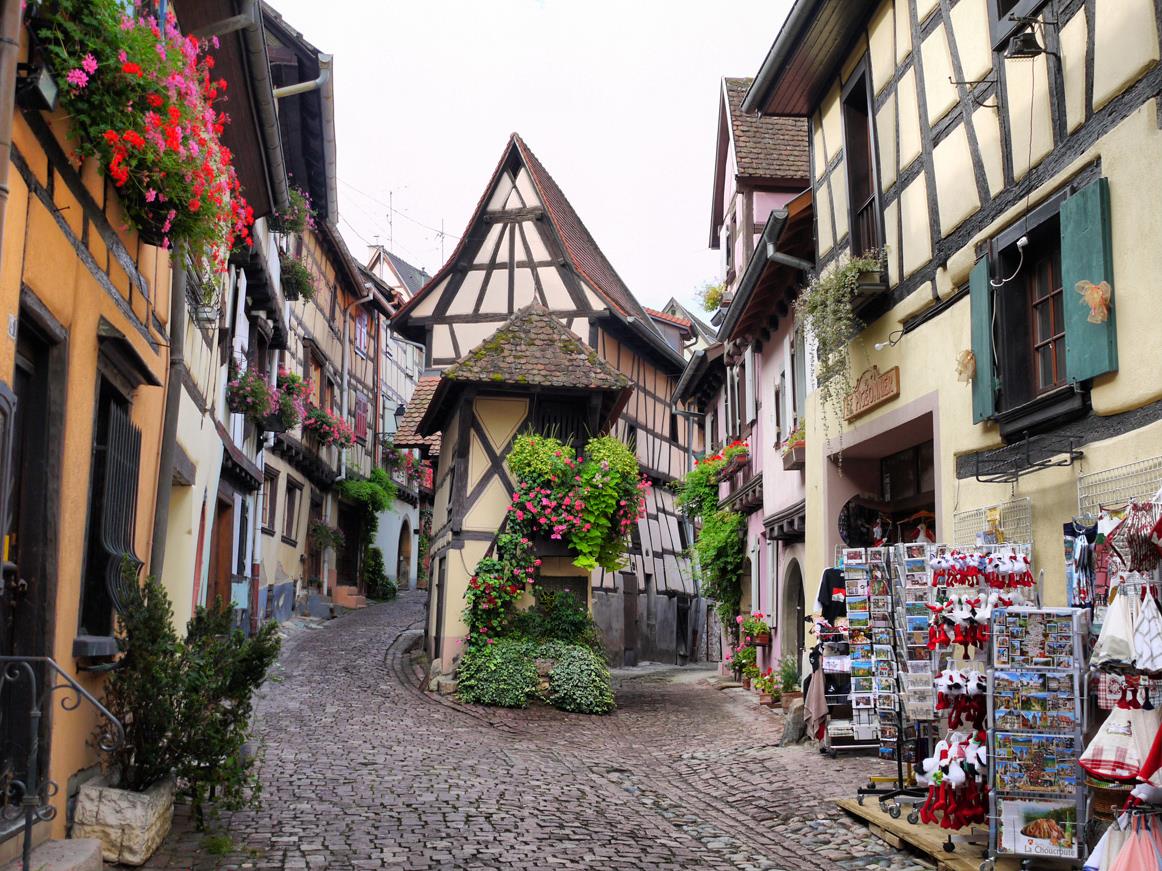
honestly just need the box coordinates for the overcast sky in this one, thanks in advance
[267,0,792,314]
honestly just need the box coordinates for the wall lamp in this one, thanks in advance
[874,328,904,352]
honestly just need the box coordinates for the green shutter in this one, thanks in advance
[969,255,995,423]
[1060,177,1118,382]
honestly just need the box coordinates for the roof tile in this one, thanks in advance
[394,376,442,455]
[724,77,810,181]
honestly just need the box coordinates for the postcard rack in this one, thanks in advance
[985,607,1089,869]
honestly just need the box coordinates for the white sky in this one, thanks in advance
[268,0,792,314]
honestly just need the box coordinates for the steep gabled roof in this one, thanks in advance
[723,78,810,181]
[393,375,442,456]
[383,250,430,297]
[391,134,682,371]
[664,297,717,345]
[441,303,630,391]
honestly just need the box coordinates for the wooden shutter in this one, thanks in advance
[1061,177,1118,383]
[744,347,757,424]
[969,255,996,423]
[354,393,368,440]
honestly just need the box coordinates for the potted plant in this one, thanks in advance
[753,669,781,707]
[732,643,757,689]
[742,612,771,647]
[35,1,253,267]
[275,369,309,430]
[226,365,275,422]
[781,420,806,471]
[308,520,345,553]
[779,657,803,711]
[720,439,750,476]
[269,185,314,235]
[280,254,316,302]
[302,404,355,448]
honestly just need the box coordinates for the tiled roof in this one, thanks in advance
[723,77,810,181]
[384,251,430,296]
[394,375,442,456]
[443,304,630,391]
[513,136,661,335]
[645,306,692,329]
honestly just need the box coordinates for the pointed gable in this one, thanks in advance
[390,133,680,370]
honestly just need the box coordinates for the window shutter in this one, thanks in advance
[744,348,757,424]
[1061,177,1118,383]
[355,394,368,440]
[969,255,996,423]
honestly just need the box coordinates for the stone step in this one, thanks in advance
[2,838,103,871]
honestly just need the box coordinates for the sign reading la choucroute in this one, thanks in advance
[843,365,900,421]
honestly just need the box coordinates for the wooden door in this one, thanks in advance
[206,494,234,610]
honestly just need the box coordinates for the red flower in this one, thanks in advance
[146,93,164,108]
[122,62,144,77]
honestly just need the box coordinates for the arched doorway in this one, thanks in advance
[397,518,412,587]
[781,558,805,661]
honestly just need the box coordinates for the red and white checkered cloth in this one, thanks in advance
[1080,707,1141,781]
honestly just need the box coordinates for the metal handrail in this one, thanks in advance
[0,656,123,871]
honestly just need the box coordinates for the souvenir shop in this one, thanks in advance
[805,463,1162,869]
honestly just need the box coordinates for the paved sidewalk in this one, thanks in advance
[142,592,932,870]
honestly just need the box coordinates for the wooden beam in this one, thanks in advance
[483,206,545,223]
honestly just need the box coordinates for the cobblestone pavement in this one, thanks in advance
[144,593,934,871]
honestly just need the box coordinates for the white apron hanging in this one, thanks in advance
[1092,589,1138,671]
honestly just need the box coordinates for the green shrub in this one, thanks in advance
[547,645,615,714]
[511,589,604,656]
[456,638,539,708]
[363,546,396,600]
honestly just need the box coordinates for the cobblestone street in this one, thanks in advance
[144,594,932,871]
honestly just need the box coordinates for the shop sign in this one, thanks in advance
[844,365,900,421]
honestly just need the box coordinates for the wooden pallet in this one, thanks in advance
[836,798,1021,871]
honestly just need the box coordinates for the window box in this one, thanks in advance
[782,442,806,471]
[259,410,289,434]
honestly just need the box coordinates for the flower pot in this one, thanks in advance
[742,676,752,691]
[782,443,805,471]
[755,631,772,646]
[73,776,175,866]
[758,691,774,706]
[260,411,289,433]
[781,690,803,711]
[283,284,301,301]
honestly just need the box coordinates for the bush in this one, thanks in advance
[104,570,180,793]
[547,645,616,714]
[456,638,539,708]
[511,589,604,656]
[280,255,316,301]
[363,547,397,600]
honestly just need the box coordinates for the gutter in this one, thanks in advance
[150,254,188,576]
[0,0,21,282]
[740,0,820,115]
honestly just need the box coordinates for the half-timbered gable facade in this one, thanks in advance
[393,134,702,666]
[744,0,1162,605]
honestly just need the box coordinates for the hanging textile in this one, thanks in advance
[1092,590,1138,671]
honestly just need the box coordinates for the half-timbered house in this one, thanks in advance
[392,133,701,668]
[743,0,1162,606]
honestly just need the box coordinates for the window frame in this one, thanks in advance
[262,469,280,535]
[354,311,370,358]
[988,0,1051,51]
[283,477,303,545]
[840,61,883,257]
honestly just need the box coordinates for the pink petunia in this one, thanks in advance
[65,68,88,88]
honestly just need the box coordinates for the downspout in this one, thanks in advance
[150,251,187,575]
[336,290,373,481]
[0,0,23,277]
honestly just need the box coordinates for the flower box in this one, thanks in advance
[73,776,175,866]
[782,442,805,471]
[260,410,288,433]
[754,631,772,647]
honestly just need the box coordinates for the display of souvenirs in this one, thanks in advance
[915,731,990,829]
[992,608,1077,668]
[993,671,1077,733]
[934,669,987,730]
[996,799,1079,858]
[994,733,1080,794]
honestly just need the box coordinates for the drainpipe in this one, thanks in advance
[150,252,187,576]
[336,290,373,482]
[0,0,23,275]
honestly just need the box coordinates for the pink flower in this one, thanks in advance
[65,68,88,88]
[81,53,98,75]
[735,615,744,625]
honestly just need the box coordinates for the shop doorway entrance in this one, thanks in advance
[828,412,937,550]
[781,558,805,660]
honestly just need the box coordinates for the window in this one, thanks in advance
[283,479,303,543]
[249,325,270,375]
[669,412,680,444]
[354,311,369,357]
[989,0,1050,50]
[968,176,1117,431]
[354,392,369,442]
[791,329,807,424]
[743,348,757,425]
[80,378,142,637]
[772,379,784,445]
[721,217,735,280]
[262,469,279,534]
[842,69,880,256]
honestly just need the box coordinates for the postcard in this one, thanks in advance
[851,677,875,693]
[867,547,887,564]
[875,676,896,694]
[997,799,1079,859]
[852,693,875,708]
[906,616,930,632]
[872,628,892,646]
[873,644,894,661]
[851,660,874,677]
[848,610,870,629]
[847,596,869,612]
[842,548,867,566]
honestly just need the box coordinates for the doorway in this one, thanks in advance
[396,518,412,587]
[335,502,361,589]
[2,316,63,836]
[781,558,806,661]
[206,491,234,610]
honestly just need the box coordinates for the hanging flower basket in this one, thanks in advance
[34,1,254,266]
[280,255,315,302]
[302,405,355,448]
[226,367,274,420]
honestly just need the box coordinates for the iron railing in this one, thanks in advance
[0,656,122,871]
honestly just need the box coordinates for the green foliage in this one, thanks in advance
[794,251,882,440]
[307,521,344,552]
[780,656,802,694]
[226,366,274,421]
[506,433,575,486]
[510,588,605,656]
[338,468,396,541]
[753,668,779,695]
[279,255,316,302]
[104,570,180,793]
[269,186,314,235]
[571,436,645,571]
[696,509,746,622]
[741,612,770,639]
[456,638,540,708]
[546,645,615,714]
[363,546,396,600]
[174,601,280,827]
[781,419,805,453]
[697,281,725,312]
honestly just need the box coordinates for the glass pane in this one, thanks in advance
[1035,300,1051,343]
[1051,291,1064,336]
[1038,345,1054,390]
[1055,341,1065,386]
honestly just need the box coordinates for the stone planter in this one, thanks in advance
[781,690,804,712]
[741,675,752,691]
[73,776,175,866]
[782,443,805,471]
